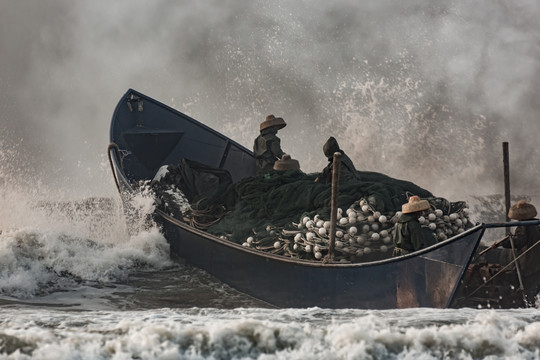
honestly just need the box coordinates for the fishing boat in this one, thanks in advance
[108,88,489,309]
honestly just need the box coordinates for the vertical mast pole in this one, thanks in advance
[328,152,342,261]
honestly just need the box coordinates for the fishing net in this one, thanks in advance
[184,169,433,242]
[149,163,473,263]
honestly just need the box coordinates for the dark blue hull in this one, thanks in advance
[159,209,484,308]
[108,89,484,309]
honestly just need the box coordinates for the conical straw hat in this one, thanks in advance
[402,195,430,214]
[508,200,537,220]
[260,114,287,131]
[273,154,300,171]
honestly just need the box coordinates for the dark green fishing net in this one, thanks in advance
[189,170,433,244]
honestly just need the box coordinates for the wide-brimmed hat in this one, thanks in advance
[273,154,300,171]
[402,195,430,214]
[508,200,537,220]
[260,114,287,132]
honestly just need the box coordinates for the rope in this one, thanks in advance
[187,198,229,230]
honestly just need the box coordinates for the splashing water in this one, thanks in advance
[0,139,172,299]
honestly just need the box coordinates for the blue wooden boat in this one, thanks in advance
[108,89,487,309]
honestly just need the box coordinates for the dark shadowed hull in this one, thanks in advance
[108,89,484,309]
[159,209,484,308]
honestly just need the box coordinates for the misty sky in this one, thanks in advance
[0,0,539,201]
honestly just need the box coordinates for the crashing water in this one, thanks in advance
[3,304,540,358]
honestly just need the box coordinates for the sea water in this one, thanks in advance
[1,195,540,360]
[3,306,540,359]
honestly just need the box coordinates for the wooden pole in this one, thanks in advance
[502,142,526,298]
[503,142,511,225]
[328,152,342,261]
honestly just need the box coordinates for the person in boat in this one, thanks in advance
[253,114,287,176]
[392,195,437,256]
[273,154,301,172]
[499,200,540,299]
[315,136,360,184]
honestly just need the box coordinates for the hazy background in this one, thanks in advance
[1,0,539,203]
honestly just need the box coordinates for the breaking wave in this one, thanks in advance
[2,307,540,359]
[0,140,172,298]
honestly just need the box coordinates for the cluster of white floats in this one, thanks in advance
[240,198,472,262]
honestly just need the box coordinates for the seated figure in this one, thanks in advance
[316,136,360,184]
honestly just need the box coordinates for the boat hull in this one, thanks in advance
[158,209,483,309]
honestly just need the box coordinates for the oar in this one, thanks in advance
[471,235,509,263]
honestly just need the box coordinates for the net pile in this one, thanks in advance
[151,169,473,263]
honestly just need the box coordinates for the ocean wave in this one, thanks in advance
[1,308,540,359]
[0,227,171,298]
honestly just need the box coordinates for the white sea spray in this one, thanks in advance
[0,145,171,298]
[1,308,540,359]
[0,226,170,298]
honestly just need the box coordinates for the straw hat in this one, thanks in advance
[260,114,287,131]
[508,200,537,220]
[402,195,430,214]
[273,154,300,171]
